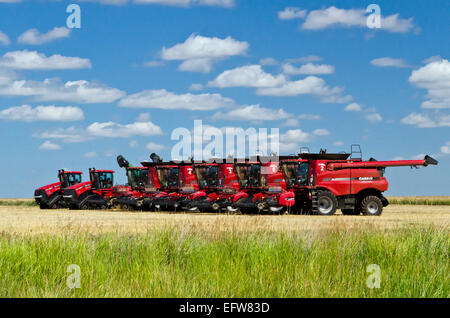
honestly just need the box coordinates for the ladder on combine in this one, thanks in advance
[310,189,319,214]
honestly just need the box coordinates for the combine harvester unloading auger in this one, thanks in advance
[34,145,438,215]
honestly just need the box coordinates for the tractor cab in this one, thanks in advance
[280,160,310,188]
[89,168,115,190]
[235,162,261,188]
[58,170,82,188]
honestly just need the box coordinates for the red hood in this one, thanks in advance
[36,182,61,191]
[64,181,92,191]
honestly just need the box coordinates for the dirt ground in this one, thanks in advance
[0,204,448,235]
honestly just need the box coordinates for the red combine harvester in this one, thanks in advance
[113,155,154,210]
[279,147,438,215]
[141,161,198,211]
[185,162,240,212]
[62,168,115,209]
[227,158,295,214]
[34,170,82,209]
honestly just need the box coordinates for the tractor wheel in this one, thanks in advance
[361,196,383,216]
[342,209,361,215]
[316,190,338,216]
[39,203,49,210]
[121,204,129,211]
[80,203,89,210]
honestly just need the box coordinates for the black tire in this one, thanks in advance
[316,190,338,215]
[361,196,383,216]
[80,203,89,210]
[342,209,360,215]
[39,203,48,210]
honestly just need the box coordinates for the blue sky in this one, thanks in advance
[0,0,448,197]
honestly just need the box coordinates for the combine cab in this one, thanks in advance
[63,168,115,209]
[34,170,82,209]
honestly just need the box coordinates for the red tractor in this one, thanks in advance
[280,147,438,215]
[62,168,115,210]
[34,170,82,209]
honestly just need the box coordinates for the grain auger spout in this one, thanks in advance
[327,155,438,170]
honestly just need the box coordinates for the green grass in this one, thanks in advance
[0,200,36,207]
[0,227,448,298]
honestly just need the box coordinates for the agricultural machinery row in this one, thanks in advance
[34,146,438,216]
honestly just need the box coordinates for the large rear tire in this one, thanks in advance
[316,190,337,216]
[361,196,383,216]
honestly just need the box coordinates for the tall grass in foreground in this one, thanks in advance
[0,227,448,298]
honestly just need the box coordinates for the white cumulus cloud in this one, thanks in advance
[370,57,409,68]
[39,141,61,151]
[256,75,352,104]
[87,121,163,138]
[0,78,125,104]
[0,50,91,70]
[0,105,84,122]
[287,6,415,33]
[212,104,291,121]
[18,27,71,45]
[401,112,450,128]
[209,65,286,88]
[278,7,307,20]
[344,102,363,112]
[0,30,10,46]
[119,89,234,110]
[409,58,450,109]
[282,63,335,75]
[161,34,248,73]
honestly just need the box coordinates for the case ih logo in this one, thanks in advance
[318,163,326,171]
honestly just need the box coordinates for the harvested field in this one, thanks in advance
[0,204,448,235]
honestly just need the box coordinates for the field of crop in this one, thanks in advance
[0,200,448,298]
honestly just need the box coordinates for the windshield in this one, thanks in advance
[157,167,179,189]
[67,173,82,186]
[127,169,149,189]
[98,172,114,189]
[282,162,309,187]
[194,165,218,188]
[236,164,261,187]
[59,173,82,187]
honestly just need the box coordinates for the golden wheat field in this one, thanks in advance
[0,200,448,235]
